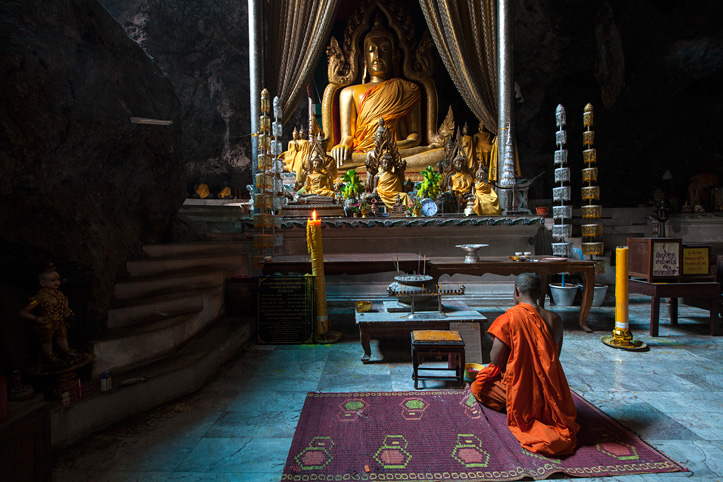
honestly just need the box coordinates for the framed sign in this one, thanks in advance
[257,276,315,344]
[652,242,680,277]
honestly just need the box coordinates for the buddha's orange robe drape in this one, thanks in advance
[471,303,579,456]
[352,79,421,152]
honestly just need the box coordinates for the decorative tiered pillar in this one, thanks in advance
[552,105,572,258]
[252,89,283,266]
[580,104,604,268]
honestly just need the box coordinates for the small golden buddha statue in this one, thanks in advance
[297,154,336,198]
[472,165,501,215]
[281,127,312,184]
[373,153,411,210]
[447,154,475,205]
[461,123,476,171]
[324,9,444,173]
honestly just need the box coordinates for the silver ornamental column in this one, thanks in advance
[552,105,573,258]
[497,0,516,211]
[248,0,263,184]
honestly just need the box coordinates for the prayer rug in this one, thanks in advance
[281,388,687,481]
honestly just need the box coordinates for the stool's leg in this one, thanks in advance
[651,297,660,337]
[412,347,419,389]
[460,351,465,387]
[710,297,720,336]
[670,297,678,325]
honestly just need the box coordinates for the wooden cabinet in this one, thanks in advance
[627,238,682,282]
[0,398,52,482]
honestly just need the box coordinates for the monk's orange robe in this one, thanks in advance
[471,303,579,456]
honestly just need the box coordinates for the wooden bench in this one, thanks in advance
[628,279,721,336]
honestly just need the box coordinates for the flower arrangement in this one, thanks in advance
[416,166,442,200]
[406,193,422,216]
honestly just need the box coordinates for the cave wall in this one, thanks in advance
[100,0,252,197]
[101,0,721,207]
[514,0,723,206]
[0,0,184,373]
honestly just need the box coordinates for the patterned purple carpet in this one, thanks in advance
[281,388,686,481]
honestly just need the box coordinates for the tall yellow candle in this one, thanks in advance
[615,246,629,329]
[306,211,328,336]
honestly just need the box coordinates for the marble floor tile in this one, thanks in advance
[225,389,310,413]
[175,437,291,474]
[53,470,172,482]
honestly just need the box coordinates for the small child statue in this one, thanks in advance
[19,265,77,366]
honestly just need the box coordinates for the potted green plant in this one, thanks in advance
[341,169,364,201]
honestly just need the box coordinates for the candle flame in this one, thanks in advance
[312,210,317,221]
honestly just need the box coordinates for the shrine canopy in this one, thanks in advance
[264,0,499,136]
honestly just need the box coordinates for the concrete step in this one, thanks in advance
[127,253,248,277]
[112,267,240,300]
[184,219,245,233]
[107,289,207,331]
[93,286,225,376]
[142,242,247,258]
[52,316,254,447]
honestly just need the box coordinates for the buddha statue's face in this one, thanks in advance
[381,155,392,172]
[453,156,464,171]
[312,157,322,171]
[364,34,394,79]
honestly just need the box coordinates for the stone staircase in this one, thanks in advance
[51,241,255,447]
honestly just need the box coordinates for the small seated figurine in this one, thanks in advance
[194,183,211,199]
[472,165,502,215]
[297,155,336,198]
[447,154,474,209]
[373,153,411,210]
[19,265,77,366]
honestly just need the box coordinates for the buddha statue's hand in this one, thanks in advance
[331,143,352,168]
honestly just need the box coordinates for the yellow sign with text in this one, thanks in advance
[682,247,709,275]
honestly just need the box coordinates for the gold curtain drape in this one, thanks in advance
[266,0,340,125]
[418,0,498,132]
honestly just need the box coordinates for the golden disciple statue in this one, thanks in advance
[373,153,411,209]
[330,20,422,169]
[281,127,312,184]
[461,123,476,171]
[473,165,502,215]
[298,154,336,198]
[474,121,495,168]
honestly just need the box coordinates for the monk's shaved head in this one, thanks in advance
[515,273,542,300]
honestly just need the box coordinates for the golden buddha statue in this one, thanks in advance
[373,154,411,210]
[323,6,444,173]
[281,127,312,184]
[472,165,502,215]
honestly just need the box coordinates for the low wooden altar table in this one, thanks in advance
[628,279,721,336]
[428,257,597,332]
[355,302,485,364]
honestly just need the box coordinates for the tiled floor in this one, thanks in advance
[53,295,723,482]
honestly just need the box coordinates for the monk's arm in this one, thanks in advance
[489,337,510,367]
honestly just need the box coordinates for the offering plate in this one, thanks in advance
[456,244,489,263]
[388,274,434,306]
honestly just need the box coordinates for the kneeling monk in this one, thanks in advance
[471,273,579,456]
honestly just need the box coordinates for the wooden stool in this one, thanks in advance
[411,330,465,389]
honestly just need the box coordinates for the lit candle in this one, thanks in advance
[306,211,328,338]
[615,246,629,328]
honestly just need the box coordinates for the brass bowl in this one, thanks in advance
[464,363,485,381]
[355,300,373,313]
